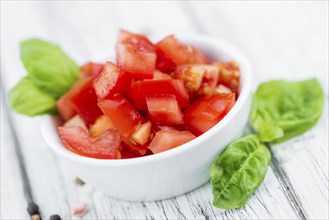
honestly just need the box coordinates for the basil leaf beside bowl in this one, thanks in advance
[250,79,324,143]
[211,135,271,209]
[9,77,57,116]
[21,38,79,99]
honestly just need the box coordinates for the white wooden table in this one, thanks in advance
[1,1,328,219]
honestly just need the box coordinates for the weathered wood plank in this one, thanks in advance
[0,101,28,219]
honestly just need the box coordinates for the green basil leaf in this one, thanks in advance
[211,135,271,209]
[21,38,79,99]
[251,79,324,143]
[9,77,57,116]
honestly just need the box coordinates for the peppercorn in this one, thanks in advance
[49,214,61,220]
[27,202,40,215]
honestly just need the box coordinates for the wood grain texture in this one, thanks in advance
[186,1,328,219]
[1,1,328,219]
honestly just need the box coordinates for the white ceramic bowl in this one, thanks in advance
[41,34,253,201]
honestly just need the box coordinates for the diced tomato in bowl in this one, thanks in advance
[42,31,252,201]
[54,31,243,161]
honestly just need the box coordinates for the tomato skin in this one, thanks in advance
[80,62,104,78]
[155,48,177,73]
[212,61,240,93]
[148,130,196,154]
[155,35,209,72]
[98,94,148,155]
[58,126,121,159]
[129,79,190,110]
[70,78,103,124]
[56,96,76,121]
[57,77,102,123]
[93,62,130,100]
[184,93,235,136]
[146,94,184,125]
[116,30,156,79]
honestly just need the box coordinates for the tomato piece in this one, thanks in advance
[80,62,104,78]
[130,121,152,145]
[153,70,172,80]
[146,94,184,125]
[56,95,76,121]
[64,115,88,131]
[93,62,130,99]
[118,29,151,44]
[155,48,176,73]
[57,77,102,123]
[129,79,189,109]
[90,115,115,137]
[70,77,103,124]
[173,64,219,97]
[116,30,156,79]
[98,94,148,155]
[184,93,235,136]
[155,35,209,72]
[58,126,121,159]
[212,61,240,93]
[215,84,233,94]
[148,130,195,154]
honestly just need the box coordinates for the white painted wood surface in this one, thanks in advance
[1,1,328,219]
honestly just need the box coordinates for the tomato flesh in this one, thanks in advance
[90,115,115,137]
[130,79,189,109]
[93,62,130,99]
[116,30,156,79]
[98,94,148,155]
[80,62,104,78]
[148,130,196,154]
[57,77,102,123]
[153,70,172,80]
[212,61,240,93]
[146,94,184,125]
[184,93,236,136]
[70,78,102,124]
[156,35,209,72]
[58,126,121,159]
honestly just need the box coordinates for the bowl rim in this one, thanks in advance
[41,33,253,166]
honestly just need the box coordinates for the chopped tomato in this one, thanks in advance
[172,64,205,93]
[198,65,219,96]
[58,126,121,159]
[64,115,88,131]
[80,62,104,78]
[129,79,189,109]
[146,94,184,125]
[57,77,102,123]
[70,77,102,124]
[98,94,148,155]
[212,61,240,93]
[56,95,76,121]
[148,130,196,154]
[153,70,172,80]
[215,84,233,94]
[130,121,152,145]
[155,35,209,72]
[184,93,235,136]
[116,30,156,79]
[90,115,115,137]
[93,62,130,99]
